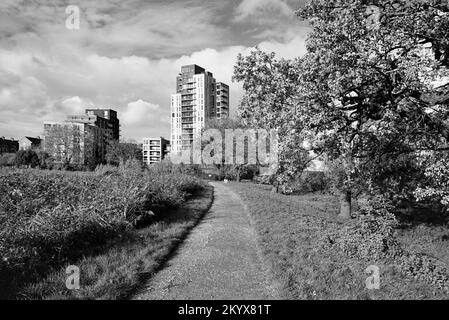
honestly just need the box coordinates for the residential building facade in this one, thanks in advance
[216,82,229,119]
[85,108,120,140]
[44,108,120,166]
[43,122,102,166]
[142,137,170,165]
[170,64,229,154]
[19,136,42,150]
[66,114,110,162]
[0,137,19,154]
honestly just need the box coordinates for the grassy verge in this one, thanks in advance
[0,164,208,299]
[226,182,449,299]
[18,185,213,300]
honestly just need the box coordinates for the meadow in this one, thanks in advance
[227,182,449,299]
[0,162,209,299]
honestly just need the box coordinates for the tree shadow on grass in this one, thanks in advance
[395,205,449,229]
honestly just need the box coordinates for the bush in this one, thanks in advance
[414,156,449,212]
[0,153,16,167]
[280,171,329,195]
[15,150,40,168]
[217,165,258,181]
[323,195,449,293]
[254,174,276,185]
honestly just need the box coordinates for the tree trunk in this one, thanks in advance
[236,167,241,182]
[338,190,352,219]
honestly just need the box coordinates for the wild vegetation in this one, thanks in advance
[0,162,207,299]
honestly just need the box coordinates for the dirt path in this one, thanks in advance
[133,182,279,300]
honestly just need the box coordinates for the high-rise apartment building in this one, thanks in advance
[170,64,229,154]
[216,82,229,119]
[142,137,170,165]
[85,109,120,140]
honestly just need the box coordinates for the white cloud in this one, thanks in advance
[122,99,160,126]
[0,0,309,140]
[234,0,293,21]
[61,96,95,115]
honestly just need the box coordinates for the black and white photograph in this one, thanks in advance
[1,0,449,309]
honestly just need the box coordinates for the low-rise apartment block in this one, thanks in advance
[142,137,170,165]
[44,108,120,166]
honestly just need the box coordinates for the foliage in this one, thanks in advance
[415,153,449,210]
[0,165,205,297]
[232,49,312,186]
[35,150,53,170]
[218,164,258,181]
[227,182,448,299]
[326,195,400,261]
[281,171,329,195]
[44,124,85,166]
[0,153,16,167]
[234,0,449,216]
[15,150,40,168]
[106,140,142,166]
[199,117,262,181]
[325,194,449,293]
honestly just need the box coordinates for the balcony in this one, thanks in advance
[181,94,195,100]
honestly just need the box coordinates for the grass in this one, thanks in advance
[0,164,208,299]
[17,185,213,300]
[226,182,449,299]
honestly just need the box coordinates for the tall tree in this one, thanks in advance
[201,117,260,182]
[234,0,449,218]
[233,49,312,187]
[106,140,142,166]
[294,0,449,218]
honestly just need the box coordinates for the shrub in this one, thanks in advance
[323,195,449,293]
[279,171,329,195]
[414,157,449,212]
[0,153,16,167]
[254,174,276,185]
[15,150,40,168]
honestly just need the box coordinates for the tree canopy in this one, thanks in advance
[234,0,449,217]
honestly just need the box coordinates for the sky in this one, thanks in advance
[0,0,310,141]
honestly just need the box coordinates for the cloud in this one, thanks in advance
[122,99,160,125]
[0,0,309,141]
[61,96,95,115]
[234,0,293,21]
